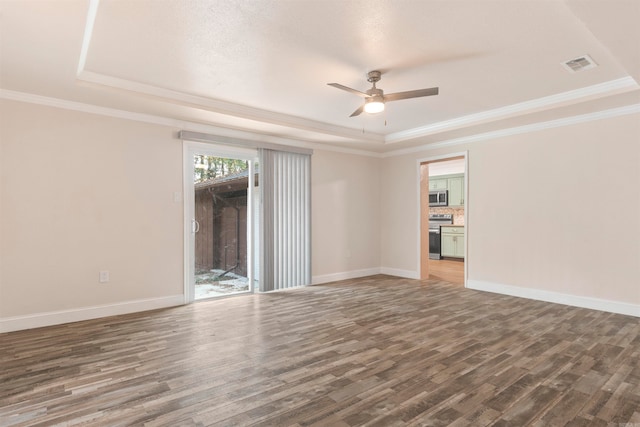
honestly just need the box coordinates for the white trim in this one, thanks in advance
[463,158,469,286]
[0,89,382,158]
[77,0,100,75]
[0,295,185,333]
[312,267,421,284]
[415,152,469,285]
[183,142,258,303]
[2,89,639,160]
[183,143,194,304]
[179,130,313,155]
[312,268,382,285]
[77,70,385,144]
[247,159,255,295]
[184,140,258,160]
[380,267,420,280]
[416,152,468,164]
[467,280,640,318]
[383,103,640,157]
[385,77,639,144]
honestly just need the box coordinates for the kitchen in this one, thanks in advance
[423,157,466,285]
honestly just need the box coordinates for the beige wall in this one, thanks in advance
[0,100,383,321]
[312,150,381,278]
[380,152,421,275]
[2,99,637,323]
[0,100,185,318]
[381,113,640,305]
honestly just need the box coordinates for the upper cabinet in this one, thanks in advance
[429,174,464,207]
[447,175,464,207]
[429,178,448,191]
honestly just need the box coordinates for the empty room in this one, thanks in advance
[1,0,639,425]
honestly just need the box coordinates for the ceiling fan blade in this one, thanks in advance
[383,87,439,102]
[328,83,369,98]
[349,105,364,117]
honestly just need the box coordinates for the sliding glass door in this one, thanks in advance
[184,143,257,302]
[183,139,312,302]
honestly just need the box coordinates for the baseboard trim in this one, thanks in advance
[379,267,420,280]
[311,266,420,285]
[467,280,640,318]
[312,268,382,285]
[0,295,185,333]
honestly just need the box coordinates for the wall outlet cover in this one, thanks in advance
[99,271,110,283]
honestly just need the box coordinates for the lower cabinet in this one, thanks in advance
[440,226,464,258]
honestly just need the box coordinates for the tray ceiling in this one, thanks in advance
[1,0,639,153]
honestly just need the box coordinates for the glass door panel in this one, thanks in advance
[192,154,252,300]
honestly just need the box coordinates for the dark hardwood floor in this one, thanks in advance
[1,275,639,426]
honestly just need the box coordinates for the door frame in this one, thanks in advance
[416,151,469,286]
[183,141,258,304]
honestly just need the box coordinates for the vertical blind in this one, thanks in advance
[259,149,311,291]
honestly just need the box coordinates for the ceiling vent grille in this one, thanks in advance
[562,55,598,73]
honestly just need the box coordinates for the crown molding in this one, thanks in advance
[381,103,640,157]
[77,0,99,75]
[3,88,638,160]
[385,76,639,144]
[0,88,384,158]
[78,68,637,148]
[3,88,638,159]
[77,70,386,145]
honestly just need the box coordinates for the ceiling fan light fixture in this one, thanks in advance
[328,70,438,117]
[364,97,385,114]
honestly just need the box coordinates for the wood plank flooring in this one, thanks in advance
[1,275,639,426]
[429,259,464,285]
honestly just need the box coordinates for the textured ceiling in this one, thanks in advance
[1,0,639,153]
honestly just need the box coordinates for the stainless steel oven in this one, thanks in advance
[429,190,448,207]
[429,214,453,260]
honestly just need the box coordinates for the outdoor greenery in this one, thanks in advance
[194,155,248,183]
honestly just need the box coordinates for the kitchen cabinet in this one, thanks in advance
[429,174,464,207]
[441,226,464,258]
[429,178,448,191]
[447,176,464,207]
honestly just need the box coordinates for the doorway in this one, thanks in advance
[419,153,468,285]
[184,143,257,302]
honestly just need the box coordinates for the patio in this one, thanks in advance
[194,269,250,299]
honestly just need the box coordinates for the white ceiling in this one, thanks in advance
[1,0,639,154]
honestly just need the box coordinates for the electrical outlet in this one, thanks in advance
[99,271,110,283]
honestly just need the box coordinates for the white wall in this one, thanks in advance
[381,112,640,312]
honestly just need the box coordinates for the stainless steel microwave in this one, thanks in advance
[429,190,448,207]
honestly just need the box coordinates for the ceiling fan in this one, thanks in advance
[328,70,439,117]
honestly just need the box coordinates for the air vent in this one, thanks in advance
[562,55,598,73]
